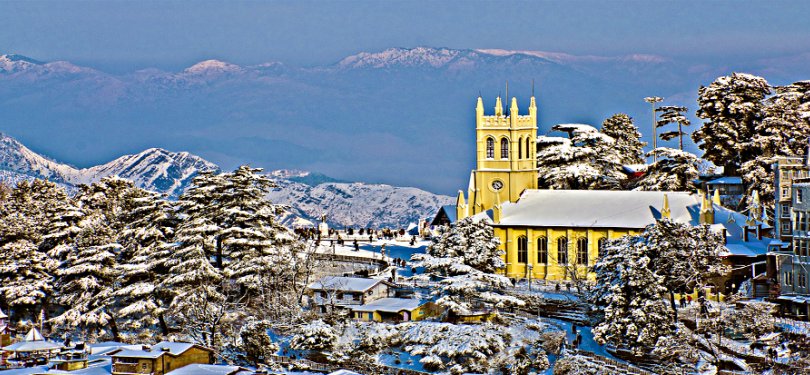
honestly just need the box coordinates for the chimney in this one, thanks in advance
[142,345,151,352]
[757,224,763,240]
[161,347,171,352]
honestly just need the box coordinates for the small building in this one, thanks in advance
[2,328,64,367]
[430,205,458,227]
[308,276,392,314]
[351,298,438,322]
[0,308,9,347]
[774,179,810,320]
[110,341,214,375]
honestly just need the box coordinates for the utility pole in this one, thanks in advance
[644,96,664,162]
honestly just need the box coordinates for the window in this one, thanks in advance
[501,138,509,159]
[517,236,528,263]
[526,137,531,159]
[799,189,804,203]
[518,138,523,160]
[576,238,588,266]
[353,293,361,301]
[537,237,548,264]
[337,292,344,299]
[800,272,807,288]
[486,137,495,159]
[320,291,326,298]
[557,237,568,265]
[783,204,791,218]
[783,188,790,198]
[783,221,792,234]
[597,238,607,258]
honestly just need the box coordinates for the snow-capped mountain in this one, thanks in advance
[267,178,453,229]
[0,133,450,227]
[0,133,218,197]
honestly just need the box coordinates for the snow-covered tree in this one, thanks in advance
[239,318,279,365]
[290,319,338,352]
[395,322,509,374]
[632,147,699,191]
[693,73,771,176]
[51,222,121,339]
[656,105,691,151]
[113,190,176,335]
[600,113,646,164]
[741,80,810,210]
[536,124,626,190]
[412,217,523,315]
[0,239,56,310]
[590,235,672,354]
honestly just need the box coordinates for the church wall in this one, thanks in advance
[496,226,641,281]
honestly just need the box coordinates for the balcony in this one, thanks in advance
[112,362,151,374]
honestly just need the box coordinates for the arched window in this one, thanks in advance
[557,237,568,265]
[526,137,532,159]
[517,236,528,263]
[537,237,548,264]
[518,137,523,160]
[486,137,495,159]
[500,138,509,159]
[597,238,607,258]
[576,237,588,265]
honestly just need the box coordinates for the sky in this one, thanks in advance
[2,1,809,72]
[1,1,810,194]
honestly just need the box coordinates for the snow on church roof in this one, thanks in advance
[495,190,698,229]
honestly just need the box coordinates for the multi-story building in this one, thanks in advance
[110,341,214,375]
[775,179,810,319]
[307,276,392,314]
[774,157,810,243]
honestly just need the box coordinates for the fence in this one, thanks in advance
[266,353,432,375]
[570,349,657,375]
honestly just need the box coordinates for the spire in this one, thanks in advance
[456,190,468,220]
[493,191,502,223]
[25,327,44,342]
[495,96,503,117]
[699,191,715,224]
[476,96,484,117]
[661,193,671,219]
[712,189,722,206]
[510,97,519,115]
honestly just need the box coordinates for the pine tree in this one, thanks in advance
[741,80,810,210]
[114,190,176,335]
[536,124,626,190]
[0,239,55,310]
[655,106,691,151]
[601,113,646,164]
[693,73,771,176]
[633,147,700,191]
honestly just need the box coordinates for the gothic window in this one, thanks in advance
[576,237,588,265]
[486,137,495,159]
[597,237,606,258]
[517,236,528,263]
[501,138,509,159]
[526,137,531,159]
[557,237,568,265]
[518,137,523,160]
[537,237,548,263]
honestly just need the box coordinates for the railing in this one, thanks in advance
[266,353,433,375]
[570,349,657,375]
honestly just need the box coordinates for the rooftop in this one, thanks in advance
[351,298,425,313]
[112,341,198,359]
[165,364,248,375]
[308,276,384,293]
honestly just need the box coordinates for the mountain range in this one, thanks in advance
[2,47,810,194]
[0,133,452,228]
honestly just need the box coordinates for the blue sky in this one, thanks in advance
[2,1,809,72]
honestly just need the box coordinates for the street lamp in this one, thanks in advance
[644,96,664,162]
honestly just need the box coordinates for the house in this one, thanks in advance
[307,276,392,314]
[110,341,214,375]
[702,176,745,208]
[351,298,439,322]
[430,205,458,227]
[2,328,63,365]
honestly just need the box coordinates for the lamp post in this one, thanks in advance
[644,96,664,162]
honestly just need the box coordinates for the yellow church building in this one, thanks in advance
[456,95,725,281]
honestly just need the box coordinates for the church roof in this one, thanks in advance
[495,190,698,229]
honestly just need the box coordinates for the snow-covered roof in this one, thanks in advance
[329,371,362,375]
[622,164,648,173]
[87,341,142,355]
[2,340,63,352]
[777,295,810,304]
[0,308,7,319]
[496,190,698,228]
[25,327,45,341]
[308,276,384,293]
[351,298,426,313]
[706,176,743,185]
[45,366,112,375]
[112,341,200,359]
[165,364,246,375]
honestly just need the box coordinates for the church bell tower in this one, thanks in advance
[457,94,538,220]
